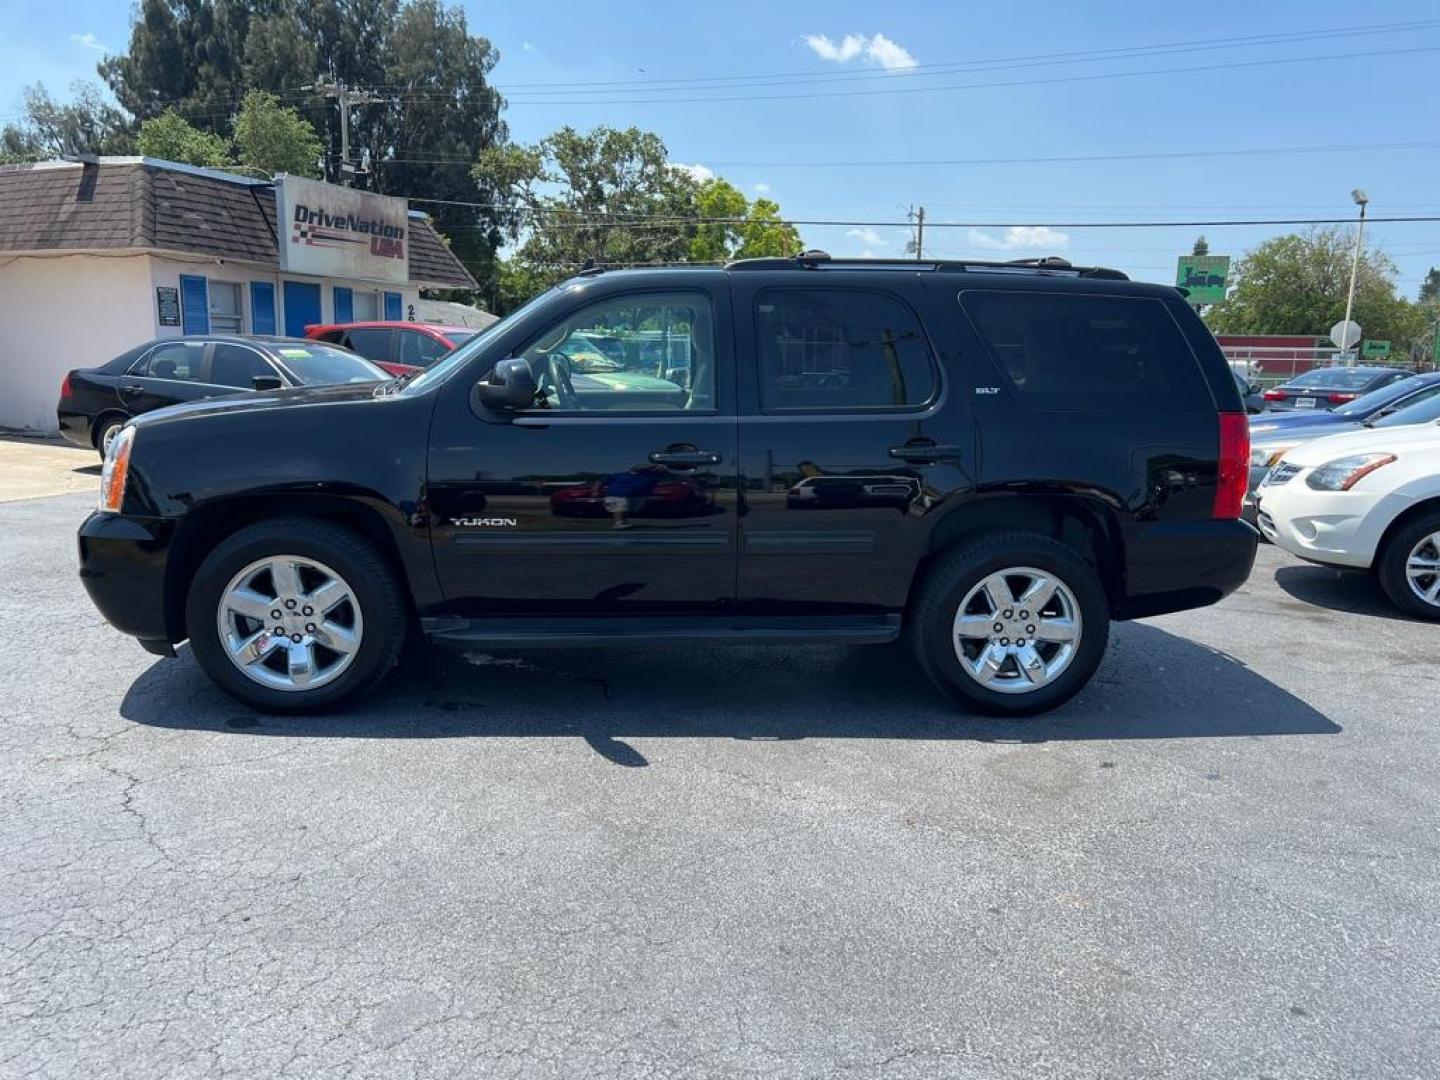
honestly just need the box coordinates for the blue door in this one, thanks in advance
[333,286,353,324]
[383,291,403,321]
[250,282,276,334]
[283,281,322,337]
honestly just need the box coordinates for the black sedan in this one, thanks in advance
[58,335,388,456]
[1260,364,1411,412]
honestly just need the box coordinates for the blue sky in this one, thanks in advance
[4,0,1439,296]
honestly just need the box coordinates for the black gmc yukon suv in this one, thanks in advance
[79,253,1256,716]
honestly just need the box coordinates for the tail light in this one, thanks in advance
[1327,392,1357,404]
[1214,412,1249,520]
[1262,389,1287,402]
[59,372,73,400]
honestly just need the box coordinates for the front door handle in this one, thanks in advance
[888,441,959,464]
[648,448,721,468]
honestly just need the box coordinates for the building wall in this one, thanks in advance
[0,253,155,432]
[0,251,421,432]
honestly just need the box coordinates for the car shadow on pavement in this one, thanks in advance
[1273,563,1421,621]
[119,621,1339,763]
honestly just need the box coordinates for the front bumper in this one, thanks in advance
[1116,518,1259,620]
[77,511,178,647]
[1252,483,1380,570]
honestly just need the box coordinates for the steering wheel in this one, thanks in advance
[546,353,580,409]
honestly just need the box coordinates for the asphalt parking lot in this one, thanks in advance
[3,488,1439,1079]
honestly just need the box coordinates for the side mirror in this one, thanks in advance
[476,357,538,411]
[251,374,283,391]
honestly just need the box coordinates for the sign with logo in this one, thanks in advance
[276,175,408,285]
[1175,255,1231,304]
[155,286,181,327]
[1362,339,1391,359]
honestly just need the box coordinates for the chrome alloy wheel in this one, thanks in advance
[952,566,1083,694]
[216,555,363,691]
[1405,531,1440,607]
[101,422,124,456]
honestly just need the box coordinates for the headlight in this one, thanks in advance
[1304,453,1396,492]
[98,425,135,512]
[1251,445,1293,467]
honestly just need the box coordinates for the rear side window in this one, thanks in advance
[755,289,937,412]
[960,291,1212,412]
[134,341,206,382]
[210,344,275,389]
[397,329,450,367]
[344,328,394,362]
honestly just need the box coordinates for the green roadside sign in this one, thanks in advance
[1362,339,1391,359]
[1175,255,1231,304]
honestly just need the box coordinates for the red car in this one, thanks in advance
[304,321,479,377]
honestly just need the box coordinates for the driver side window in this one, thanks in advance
[518,291,716,412]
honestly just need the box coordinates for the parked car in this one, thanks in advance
[1245,373,1440,518]
[304,321,478,377]
[1260,365,1411,412]
[57,336,388,457]
[1255,422,1440,619]
[1233,369,1266,414]
[77,252,1256,716]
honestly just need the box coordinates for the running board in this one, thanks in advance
[422,614,901,648]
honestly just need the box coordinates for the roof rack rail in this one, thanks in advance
[725,250,1128,280]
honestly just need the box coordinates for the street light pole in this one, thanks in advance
[1341,188,1368,367]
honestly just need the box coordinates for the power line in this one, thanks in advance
[489,44,1440,106]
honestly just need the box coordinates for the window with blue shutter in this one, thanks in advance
[179,275,210,335]
[333,286,354,324]
[383,291,402,320]
[250,282,276,334]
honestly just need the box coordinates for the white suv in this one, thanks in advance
[1256,422,1440,619]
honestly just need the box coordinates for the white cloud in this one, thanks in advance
[804,32,917,71]
[858,249,877,258]
[521,41,536,53]
[846,226,886,247]
[753,182,771,195]
[966,225,1070,251]
[670,162,715,183]
[70,32,108,53]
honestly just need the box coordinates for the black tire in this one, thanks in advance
[185,517,407,713]
[910,532,1110,717]
[1376,512,1440,621]
[93,414,128,460]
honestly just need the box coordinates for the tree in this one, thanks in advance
[1420,267,1440,306]
[1191,235,1210,256]
[1206,227,1428,350]
[137,109,231,166]
[232,91,322,176]
[0,83,135,161]
[688,178,748,263]
[476,125,699,281]
[735,198,803,259]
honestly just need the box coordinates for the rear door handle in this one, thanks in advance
[119,383,144,395]
[649,449,721,468]
[888,442,959,463]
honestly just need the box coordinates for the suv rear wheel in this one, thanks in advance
[1377,512,1440,621]
[185,518,406,712]
[911,532,1110,716]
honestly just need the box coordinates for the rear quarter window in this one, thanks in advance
[959,291,1213,413]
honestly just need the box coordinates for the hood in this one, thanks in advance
[1249,411,1355,435]
[1280,421,1440,467]
[1252,420,1364,452]
[129,381,388,430]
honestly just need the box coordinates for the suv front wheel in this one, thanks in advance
[185,518,407,712]
[911,532,1110,716]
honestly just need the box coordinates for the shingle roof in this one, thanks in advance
[0,158,477,289]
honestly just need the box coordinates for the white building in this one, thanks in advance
[0,157,478,432]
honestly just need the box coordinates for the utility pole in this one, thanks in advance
[1341,188,1369,367]
[307,80,384,186]
[905,204,926,259]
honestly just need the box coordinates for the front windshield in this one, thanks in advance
[270,343,387,385]
[1371,390,1440,428]
[400,290,557,396]
[1333,376,1420,416]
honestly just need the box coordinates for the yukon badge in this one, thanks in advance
[975,386,1001,395]
[450,517,518,528]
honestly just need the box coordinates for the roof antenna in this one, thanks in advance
[580,257,595,272]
